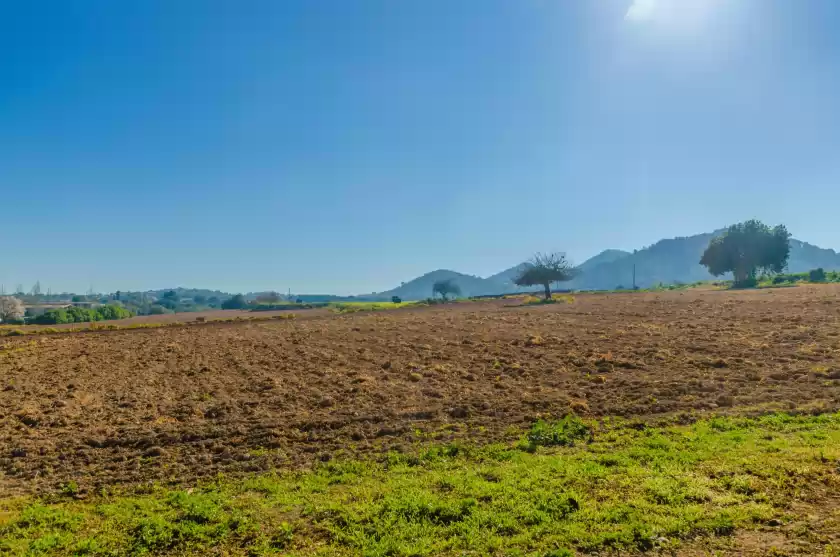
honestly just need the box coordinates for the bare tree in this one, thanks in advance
[432,279,461,301]
[514,252,578,300]
[0,296,25,323]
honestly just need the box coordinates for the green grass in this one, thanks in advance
[328,301,418,313]
[2,413,839,556]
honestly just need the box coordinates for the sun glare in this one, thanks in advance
[625,0,729,37]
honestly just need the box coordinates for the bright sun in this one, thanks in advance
[624,0,729,37]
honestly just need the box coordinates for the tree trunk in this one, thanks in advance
[733,266,753,287]
[543,283,551,300]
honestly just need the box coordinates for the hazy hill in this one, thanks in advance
[567,233,719,290]
[487,249,632,292]
[372,231,840,299]
[567,233,840,290]
[373,270,498,300]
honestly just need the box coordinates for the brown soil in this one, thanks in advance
[2,285,840,496]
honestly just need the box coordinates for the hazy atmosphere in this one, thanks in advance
[5,3,840,556]
[3,0,840,295]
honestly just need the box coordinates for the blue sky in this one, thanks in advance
[2,0,839,295]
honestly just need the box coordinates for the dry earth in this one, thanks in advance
[2,285,840,496]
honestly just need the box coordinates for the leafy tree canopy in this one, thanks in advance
[699,220,791,286]
[221,294,248,310]
[514,252,577,299]
[432,279,461,301]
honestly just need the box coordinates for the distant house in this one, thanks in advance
[24,303,72,317]
[70,301,100,309]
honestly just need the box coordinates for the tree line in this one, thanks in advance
[31,305,134,325]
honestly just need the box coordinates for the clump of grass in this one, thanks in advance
[525,414,592,450]
[329,301,418,313]
[1,413,839,555]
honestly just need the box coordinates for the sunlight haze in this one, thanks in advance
[2,0,838,295]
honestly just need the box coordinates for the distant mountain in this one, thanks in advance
[370,231,840,299]
[787,239,840,272]
[567,233,840,290]
[487,249,632,292]
[577,249,633,271]
[373,270,499,300]
[566,233,720,290]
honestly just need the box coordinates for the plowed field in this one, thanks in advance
[3,285,840,496]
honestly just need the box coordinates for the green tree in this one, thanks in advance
[432,279,461,301]
[809,268,827,282]
[513,252,577,300]
[162,290,179,302]
[699,220,791,287]
[33,309,70,325]
[221,294,248,310]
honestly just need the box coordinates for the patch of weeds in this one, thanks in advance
[2,412,840,556]
[269,522,294,549]
[526,415,592,450]
[60,481,80,498]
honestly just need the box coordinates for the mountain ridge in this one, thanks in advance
[367,231,840,300]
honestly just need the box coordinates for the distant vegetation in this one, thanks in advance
[432,279,462,301]
[809,267,827,282]
[5,223,840,306]
[700,220,791,288]
[221,294,248,310]
[764,268,840,285]
[31,305,134,325]
[513,252,577,300]
[0,296,25,324]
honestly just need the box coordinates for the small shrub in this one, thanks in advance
[526,415,592,450]
[391,296,402,304]
[809,268,827,282]
[221,294,248,310]
[544,549,575,557]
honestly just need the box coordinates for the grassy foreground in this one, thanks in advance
[1,413,839,556]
